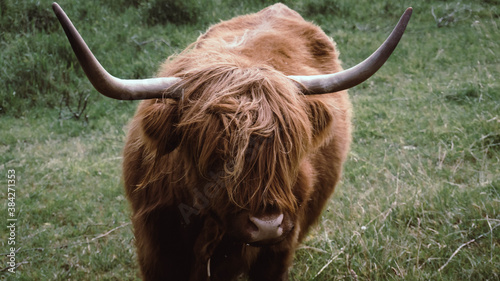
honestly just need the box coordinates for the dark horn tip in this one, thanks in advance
[405,7,413,17]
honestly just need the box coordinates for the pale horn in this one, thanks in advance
[289,7,412,95]
[52,3,182,100]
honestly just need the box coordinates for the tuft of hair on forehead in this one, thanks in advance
[159,48,314,214]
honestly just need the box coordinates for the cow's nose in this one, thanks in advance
[248,213,284,242]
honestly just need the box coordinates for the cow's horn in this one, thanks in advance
[289,7,412,95]
[52,3,182,100]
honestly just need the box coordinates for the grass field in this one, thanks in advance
[1,0,499,280]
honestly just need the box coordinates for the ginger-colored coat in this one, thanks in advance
[123,4,351,280]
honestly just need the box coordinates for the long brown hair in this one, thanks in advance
[148,47,314,214]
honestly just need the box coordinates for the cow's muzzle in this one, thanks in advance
[228,210,294,245]
[248,213,284,242]
[237,212,294,245]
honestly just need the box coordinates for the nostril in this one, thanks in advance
[247,213,284,242]
[247,218,259,233]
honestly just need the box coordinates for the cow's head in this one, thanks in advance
[52,3,411,245]
[140,54,317,245]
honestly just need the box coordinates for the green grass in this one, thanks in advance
[1,0,499,280]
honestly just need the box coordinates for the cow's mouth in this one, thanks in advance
[245,227,293,247]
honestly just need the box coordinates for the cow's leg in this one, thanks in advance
[133,207,200,281]
[207,239,255,281]
[248,247,293,281]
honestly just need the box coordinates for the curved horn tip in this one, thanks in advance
[403,7,413,21]
[52,2,61,11]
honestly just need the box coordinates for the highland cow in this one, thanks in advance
[53,3,411,280]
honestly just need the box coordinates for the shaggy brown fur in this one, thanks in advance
[123,3,352,281]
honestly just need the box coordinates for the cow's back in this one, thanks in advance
[196,3,343,76]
